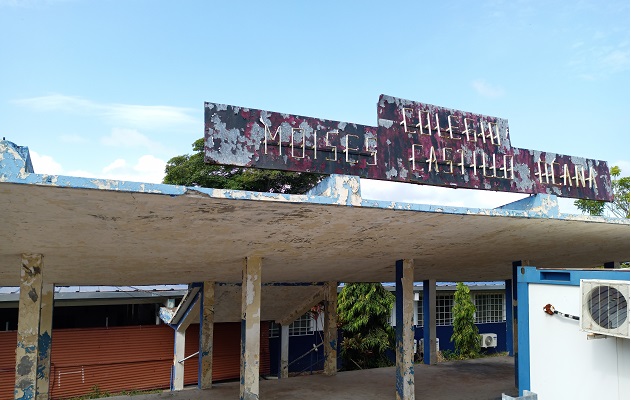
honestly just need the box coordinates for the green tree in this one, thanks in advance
[337,283,395,370]
[450,282,480,359]
[574,166,630,219]
[163,138,322,193]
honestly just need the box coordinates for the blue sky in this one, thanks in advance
[1,0,629,213]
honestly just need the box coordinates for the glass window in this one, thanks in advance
[269,312,315,338]
[436,294,454,326]
[474,293,505,323]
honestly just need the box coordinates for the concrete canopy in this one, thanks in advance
[1,165,628,287]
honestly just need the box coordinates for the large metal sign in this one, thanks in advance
[205,95,613,201]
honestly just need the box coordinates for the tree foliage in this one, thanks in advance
[163,138,322,193]
[337,283,395,370]
[574,166,630,219]
[450,282,480,359]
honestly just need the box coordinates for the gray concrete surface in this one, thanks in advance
[108,356,518,400]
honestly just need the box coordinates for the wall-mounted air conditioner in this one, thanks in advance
[580,279,629,339]
[480,333,497,348]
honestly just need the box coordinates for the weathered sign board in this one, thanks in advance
[205,95,613,201]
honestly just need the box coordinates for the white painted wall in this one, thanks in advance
[528,283,630,400]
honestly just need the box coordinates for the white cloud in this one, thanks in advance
[100,128,165,152]
[99,155,166,184]
[471,80,505,98]
[29,150,63,175]
[13,94,197,130]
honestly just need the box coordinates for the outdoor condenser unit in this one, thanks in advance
[580,279,629,339]
[479,333,498,348]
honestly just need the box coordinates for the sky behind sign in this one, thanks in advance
[1,0,628,213]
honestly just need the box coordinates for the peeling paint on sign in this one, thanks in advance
[204,96,613,201]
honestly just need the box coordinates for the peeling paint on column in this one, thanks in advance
[15,254,43,400]
[240,257,261,400]
[395,259,415,400]
[323,281,338,376]
[35,283,53,400]
[199,281,215,390]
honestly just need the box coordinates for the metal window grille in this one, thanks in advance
[417,297,424,327]
[436,294,454,326]
[269,313,315,338]
[474,293,505,323]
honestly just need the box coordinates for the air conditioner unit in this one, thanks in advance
[580,279,629,339]
[480,333,497,348]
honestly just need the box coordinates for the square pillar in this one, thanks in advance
[240,257,262,400]
[323,281,338,376]
[505,279,514,356]
[395,259,415,400]
[279,325,289,379]
[172,328,187,391]
[422,279,437,365]
[36,283,54,400]
[199,281,215,390]
[15,254,44,400]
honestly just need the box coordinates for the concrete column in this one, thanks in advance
[199,281,215,390]
[280,325,289,379]
[395,259,415,400]
[422,279,437,365]
[172,328,186,391]
[323,281,338,376]
[35,283,54,400]
[505,279,513,356]
[240,257,262,400]
[512,260,528,388]
[15,254,44,400]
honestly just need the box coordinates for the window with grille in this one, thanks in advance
[416,297,424,327]
[436,294,454,326]
[474,293,505,323]
[269,313,315,338]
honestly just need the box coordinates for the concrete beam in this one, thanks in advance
[280,325,289,379]
[323,281,338,376]
[15,254,44,400]
[395,259,415,400]
[277,285,326,326]
[199,281,215,390]
[422,279,437,365]
[241,257,262,400]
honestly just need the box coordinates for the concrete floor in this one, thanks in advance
[108,356,519,400]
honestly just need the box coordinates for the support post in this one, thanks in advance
[422,279,437,365]
[15,254,44,400]
[240,257,262,400]
[172,328,186,391]
[395,259,415,400]
[199,281,215,390]
[280,325,289,379]
[36,283,54,400]
[323,281,338,376]
[512,260,528,388]
[505,279,513,356]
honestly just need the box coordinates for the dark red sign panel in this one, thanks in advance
[204,95,613,201]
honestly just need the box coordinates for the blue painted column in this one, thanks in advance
[422,279,437,365]
[505,279,513,356]
[199,281,215,390]
[511,260,527,389]
[515,268,530,395]
[395,259,415,400]
[240,257,262,400]
[35,283,54,400]
[323,281,338,376]
[15,254,44,400]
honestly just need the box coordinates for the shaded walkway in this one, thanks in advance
[109,356,518,400]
